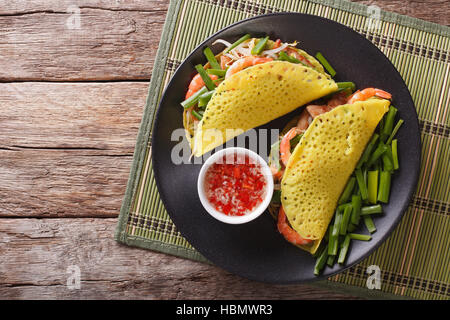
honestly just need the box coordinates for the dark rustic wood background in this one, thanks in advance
[0,0,448,299]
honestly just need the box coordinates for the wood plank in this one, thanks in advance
[0,8,166,81]
[0,82,147,151]
[0,218,358,299]
[0,150,132,217]
[0,0,169,14]
[0,82,148,217]
[0,1,447,82]
[354,0,450,26]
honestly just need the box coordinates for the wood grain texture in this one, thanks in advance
[0,5,166,81]
[0,82,147,151]
[353,0,450,26]
[0,218,358,299]
[0,0,448,82]
[0,82,148,218]
[0,0,447,300]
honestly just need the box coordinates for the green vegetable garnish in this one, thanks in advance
[368,170,379,204]
[314,245,329,276]
[198,90,215,108]
[338,177,356,204]
[363,215,377,233]
[315,52,336,77]
[386,119,404,145]
[381,106,398,142]
[251,36,269,55]
[191,109,203,120]
[349,233,372,241]
[392,139,399,170]
[224,34,251,53]
[377,171,392,203]
[203,47,221,70]
[195,64,216,91]
[338,235,351,264]
[361,205,383,215]
[180,86,208,109]
[206,68,226,77]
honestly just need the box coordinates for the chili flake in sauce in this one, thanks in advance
[204,153,267,216]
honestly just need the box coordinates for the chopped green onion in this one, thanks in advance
[392,139,399,170]
[314,245,329,276]
[337,82,356,92]
[338,177,356,204]
[180,86,208,109]
[340,203,353,235]
[191,109,203,120]
[198,90,215,108]
[361,204,383,215]
[382,148,394,172]
[315,52,336,77]
[251,36,269,55]
[338,235,351,264]
[271,190,281,204]
[326,224,333,243]
[386,119,404,145]
[338,203,350,212]
[349,233,372,241]
[363,215,377,233]
[355,168,368,201]
[347,223,357,233]
[206,68,226,77]
[224,34,251,53]
[278,51,301,64]
[367,142,389,167]
[327,254,335,267]
[368,170,379,204]
[351,195,362,225]
[203,47,221,70]
[356,133,379,168]
[290,134,303,150]
[381,106,398,142]
[328,209,342,256]
[195,64,216,91]
[377,171,392,203]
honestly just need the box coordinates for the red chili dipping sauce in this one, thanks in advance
[203,153,267,216]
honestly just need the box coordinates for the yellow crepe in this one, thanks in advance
[191,61,337,157]
[280,98,390,254]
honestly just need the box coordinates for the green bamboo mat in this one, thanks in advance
[115,0,450,300]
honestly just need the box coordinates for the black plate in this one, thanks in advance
[151,13,420,283]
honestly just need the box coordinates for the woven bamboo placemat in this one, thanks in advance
[115,0,450,300]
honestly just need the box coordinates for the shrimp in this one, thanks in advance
[220,55,233,70]
[306,91,350,118]
[279,127,299,167]
[327,91,350,108]
[277,206,312,246]
[306,105,333,118]
[296,109,311,132]
[185,73,218,99]
[270,165,284,181]
[273,39,282,49]
[347,88,392,104]
[225,56,273,79]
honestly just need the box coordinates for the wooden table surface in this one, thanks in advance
[0,0,448,300]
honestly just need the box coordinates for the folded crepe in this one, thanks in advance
[183,39,338,157]
[280,98,390,254]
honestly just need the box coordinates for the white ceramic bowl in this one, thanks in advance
[197,147,274,224]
